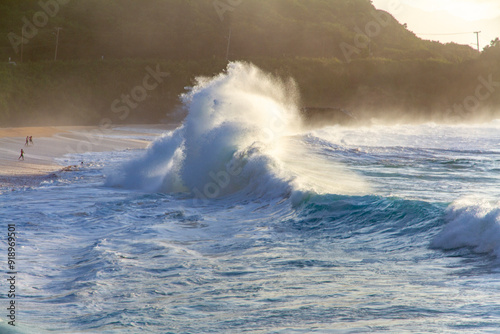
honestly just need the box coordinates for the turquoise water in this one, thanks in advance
[1,122,500,333]
[2,63,500,333]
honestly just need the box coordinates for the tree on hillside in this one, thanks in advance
[484,38,500,50]
[482,38,500,59]
[0,0,478,63]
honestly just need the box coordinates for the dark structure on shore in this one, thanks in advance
[301,107,358,126]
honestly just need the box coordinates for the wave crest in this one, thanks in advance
[106,62,369,201]
[431,198,500,259]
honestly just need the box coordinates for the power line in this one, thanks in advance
[414,32,476,36]
[415,31,483,51]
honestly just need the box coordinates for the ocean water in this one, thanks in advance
[2,62,500,333]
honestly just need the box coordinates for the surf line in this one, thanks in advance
[6,223,16,326]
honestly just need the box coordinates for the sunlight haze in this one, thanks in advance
[405,0,500,21]
[373,0,500,49]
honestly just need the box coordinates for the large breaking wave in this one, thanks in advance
[106,62,369,201]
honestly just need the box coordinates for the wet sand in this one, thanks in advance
[0,125,172,188]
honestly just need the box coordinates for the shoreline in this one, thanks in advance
[0,124,175,189]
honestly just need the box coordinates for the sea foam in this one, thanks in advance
[106,62,369,200]
[431,198,500,259]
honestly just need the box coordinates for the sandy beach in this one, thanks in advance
[0,125,172,188]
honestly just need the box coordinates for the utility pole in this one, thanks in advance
[225,28,231,61]
[474,31,481,52]
[54,27,62,61]
[20,28,24,63]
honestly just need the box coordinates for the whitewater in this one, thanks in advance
[2,62,500,333]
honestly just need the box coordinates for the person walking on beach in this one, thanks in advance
[29,136,33,145]
[18,149,24,160]
[25,136,29,146]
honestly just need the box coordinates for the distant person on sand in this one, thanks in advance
[25,136,29,146]
[18,149,24,160]
[29,136,33,145]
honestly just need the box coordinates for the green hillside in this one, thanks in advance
[0,0,498,126]
[1,0,477,63]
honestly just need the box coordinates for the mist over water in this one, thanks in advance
[3,63,500,334]
[107,62,370,199]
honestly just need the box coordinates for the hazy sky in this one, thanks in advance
[372,0,500,50]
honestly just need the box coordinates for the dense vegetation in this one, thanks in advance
[1,0,477,62]
[0,0,498,126]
